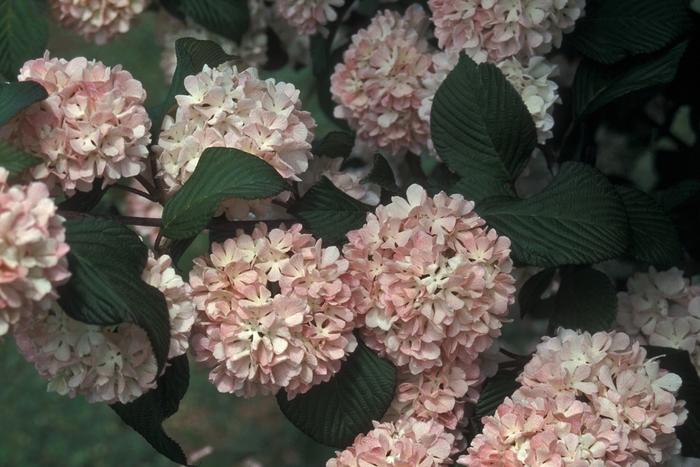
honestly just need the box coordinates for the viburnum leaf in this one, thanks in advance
[0,80,47,126]
[161,147,288,239]
[477,163,628,267]
[0,0,48,80]
[111,355,190,466]
[615,185,683,266]
[475,367,522,419]
[567,0,693,64]
[180,0,250,43]
[518,268,557,319]
[57,218,171,374]
[277,339,396,448]
[0,139,41,178]
[550,267,617,333]
[290,177,372,244]
[431,54,536,202]
[363,153,400,195]
[313,131,355,159]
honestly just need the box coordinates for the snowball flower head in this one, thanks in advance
[429,0,586,63]
[155,64,315,219]
[275,0,345,35]
[344,184,515,375]
[461,329,688,466]
[190,223,357,398]
[0,169,70,337]
[50,0,149,44]
[327,417,454,467]
[1,54,151,195]
[420,51,559,144]
[14,254,195,404]
[618,267,700,374]
[330,5,434,156]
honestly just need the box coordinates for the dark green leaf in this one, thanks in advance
[656,180,700,212]
[58,181,107,213]
[567,0,692,64]
[0,0,48,80]
[290,177,371,244]
[550,267,616,332]
[153,38,235,137]
[58,218,171,374]
[477,163,628,267]
[475,367,522,418]
[518,268,556,319]
[162,147,288,239]
[112,355,190,466]
[573,42,688,119]
[431,54,537,201]
[277,339,396,448]
[363,154,399,194]
[645,346,700,458]
[616,185,683,266]
[313,131,355,159]
[451,173,516,204]
[0,139,41,177]
[181,0,249,42]
[656,181,700,262]
[0,80,47,126]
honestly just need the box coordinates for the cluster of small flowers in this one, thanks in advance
[0,168,70,337]
[1,54,151,195]
[618,267,700,374]
[326,417,455,466]
[429,0,586,63]
[274,0,345,35]
[189,223,357,398]
[14,254,195,404]
[49,0,149,44]
[461,329,687,466]
[300,156,381,206]
[330,5,434,156]
[155,64,315,219]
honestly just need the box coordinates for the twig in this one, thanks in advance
[59,211,162,227]
[110,183,158,201]
[499,348,530,362]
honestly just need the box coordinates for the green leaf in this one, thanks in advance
[431,54,537,201]
[0,80,47,126]
[475,367,522,418]
[153,38,235,138]
[567,0,692,64]
[550,267,616,332]
[573,41,688,119]
[58,181,107,213]
[645,346,700,458]
[277,339,396,448]
[313,131,355,159]
[0,139,41,177]
[162,147,288,239]
[477,163,628,267]
[181,0,249,43]
[57,218,171,374]
[363,153,399,194]
[451,173,516,204]
[615,185,683,266]
[518,268,556,319]
[290,177,371,244]
[112,355,190,466]
[0,0,48,80]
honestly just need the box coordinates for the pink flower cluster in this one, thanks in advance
[327,417,454,467]
[275,0,345,35]
[461,329,687,466]
[190,223,357,398]
[344,184,515,375]
[1,54,151,196]
[50,0,149,44]
[429,0,586,63]
[0,168,70,337]
[618,267,700,374]
[155,64,315,219]
[330,6,434,156]
[14,254,195,404]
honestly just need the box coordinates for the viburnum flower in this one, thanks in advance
[275,0,345,35]
[343,184,515,375]
[189,223,357,398]
[429,0,586,63]
[155,64,315,219]
[13,254,195,404]
[461,329,687,466]
[300,157,381,206]
[49,0,149,44]
[327,417,454,467]
[420,50,560,144]
[1,54,151,196]
[330,5,434,156]
[0,169,70,337]
[618,267,700,374]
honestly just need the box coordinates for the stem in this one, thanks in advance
[59,211,162,227]
[499,348,530,362]
[110,183,157,201]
